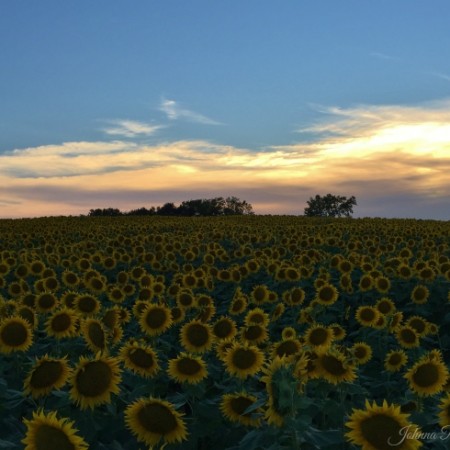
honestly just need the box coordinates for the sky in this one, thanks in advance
[1,1,450,219]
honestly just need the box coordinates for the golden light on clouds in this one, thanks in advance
[1,100,450,218]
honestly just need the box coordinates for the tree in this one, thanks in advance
[304,194,356,218]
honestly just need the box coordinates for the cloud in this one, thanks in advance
[369,52,400,61]
[102,119,163,137]
[2,99,450,219]
[160,98,222,125]
[427,71,450,83]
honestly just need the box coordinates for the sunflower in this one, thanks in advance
[438,393,450,426]
[329,323,346,341]
[212,316,237,341]
[23,355,72,398]
[74,294,101,317]
[81,318,108,353]
[411,285,429,304]
[355,306,381,328]
[35,292,58,313]
[272,338,302,360]
[244,307,270,327]
[17,306,38,329]
[396,326,420,349]
[180,319,213,353]
[170,306,186,324]
[384,350,408,372]
[101,308,119,330]
[22,410,88,450]
[270,303,285,321]
[317,348,356,385]
[315,283,339,306]
[167,352,208,384]
[405,316,429,337]
[119,340,160,378]
[281,287,303,306]
[0,316,33,353]
[240,324,269,345]
[374,276,391,294]
[250,285,269,304]
[351,342,373,365]
[224,342,264,379]
[175,288,195,309]
[358,274,374,292]
[376,297,396,316]
[125,396,188,446]
[44,308,79,339]
[229,296,248,315]
[220,392,262,427]
[345,399,422,450]
[107,286,126,304]
[405,351,449,397]
[281,326,297,340]
[303,323,334,350]
[139,304,172,337]
[215,338,236,361]
[70,355,122,410]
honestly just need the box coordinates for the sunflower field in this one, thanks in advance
[1,215,450,449]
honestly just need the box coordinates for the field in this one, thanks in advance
[1,215,450,449]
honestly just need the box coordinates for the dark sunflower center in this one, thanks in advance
[30,361,63,389]
[243,326,263,341]
[232,348,257,369]
[177,358,202,375]
[78,297,97,312]
[231,300,244,312]
[389,354,402,365]
[319,287,334,302]
[230,396,253,416]
[377,301,392,314]
[138,403,178,435]
[360,308,375,321]
[35,424,75,450]
[309,328,328,345]
[354,347,368,359]
[414,288,427,300]
[75,361,112,397]
[253,288,266,302]
[129,348,154,368]
[321,355,346,375]
[1,322,28,346]
[51,314,72,332]
[409,319,426,334]
[360,414,403,450]
[214,320,232,338]
[400,329,417,343]
[145,309,167,329]
[186,324,209,346]
[38,294,56,310]
[276,340,300,357]
[412,363,439,387]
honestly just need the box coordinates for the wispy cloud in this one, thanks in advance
[2,100,450,219]
[427,71,450,82]
[102,119,163,137]
[160,98,222,125]
[369,51,400,61]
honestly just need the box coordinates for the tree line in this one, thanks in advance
[88,196,254,217]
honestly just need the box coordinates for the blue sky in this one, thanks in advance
[1,1,450,218]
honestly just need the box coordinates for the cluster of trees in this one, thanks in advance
[304,194,357,218]
[88,193,357,218]
[88,196,254,217]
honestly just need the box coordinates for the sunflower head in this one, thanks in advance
[0,316,33,354]
[167,352,208,384]
[345,399,422,450]
[125,397,188,446]
[220,392,262,427]
[22,410,88,450]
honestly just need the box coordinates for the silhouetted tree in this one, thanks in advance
[304,194,356,218]
[88,208,123,217]
[156,202,178,216]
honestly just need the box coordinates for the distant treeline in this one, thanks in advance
[88,196,254,217]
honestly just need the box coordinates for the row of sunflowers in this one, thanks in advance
[0,215,450,449]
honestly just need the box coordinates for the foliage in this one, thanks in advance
[88,196,254,217]
[304,194,357,217]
